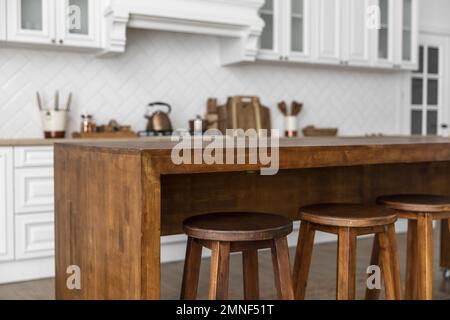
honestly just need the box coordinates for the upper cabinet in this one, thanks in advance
[0,0,6,41]
[314,0,342,65]
[395,0,418,70]
[6,0,101,48]
[257,0,311,62]
[257,0,418,71]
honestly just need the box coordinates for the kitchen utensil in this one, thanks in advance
[55,90,59,111]
[66,92,73,111]
[218,96,271,135]
[302,126,338,137]
[291,101,303,116]
[145,102,173,134]
[278,101,288,116]
[36,92,43,111]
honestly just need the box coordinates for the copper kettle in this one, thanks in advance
[145,102,173,133]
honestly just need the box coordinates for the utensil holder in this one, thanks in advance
[284,116,298,137]
[40,110,68,139]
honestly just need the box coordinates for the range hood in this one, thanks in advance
[104,0,265,64]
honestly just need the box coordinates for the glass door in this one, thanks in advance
[375,0,394,67]
[410,36,446,136]
[258,0,282,60]
[56,0,99,47]
[398,0,418,69]
[7,0,55,44]
[286,0,310,61]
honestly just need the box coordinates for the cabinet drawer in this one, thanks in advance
[15,213,54,260]
[14,147,54,168]
[14,168,54,214]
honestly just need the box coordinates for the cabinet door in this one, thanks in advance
[373,0,395,67]
[56,0,100,48]
[344,0,371,66]
[285,0,311,62]
[0,148,14,262]
[395,0,418,70]
[0,0,6,41]
[258,0,283,60]
[313,0,342,64]
[7,0,56,44]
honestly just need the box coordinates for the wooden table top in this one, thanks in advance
[55,136,450,173]
[56,136,450,151]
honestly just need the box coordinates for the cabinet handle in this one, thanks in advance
[51,39,56,44]
[284,56,289,61]
[59,39,64,45]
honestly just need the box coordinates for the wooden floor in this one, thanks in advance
[1,233,449,300]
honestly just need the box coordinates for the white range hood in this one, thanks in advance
[104,0,265,64]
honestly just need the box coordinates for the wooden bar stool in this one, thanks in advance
[180,212,294,300]
[293,204,402,300]
[375,194,450,300]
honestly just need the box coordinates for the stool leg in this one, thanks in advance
[293,221,316,300]
[416,214,433,300]
[271,237,294,300]
[209,241,230,300]
[378,229,396,300]
[243,250,259,300]
[387,224,403,300]
[406,219,418,300]
[180,237,203,300]
[336,228,357,300]
[365,234,381,300]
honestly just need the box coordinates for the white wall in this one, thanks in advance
[419,0,450,32]
[0,29,405,138]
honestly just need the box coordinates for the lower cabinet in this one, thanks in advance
[0,148,14,262]
[0,146,55,284]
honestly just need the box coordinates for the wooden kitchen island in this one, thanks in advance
[54,137,450,299]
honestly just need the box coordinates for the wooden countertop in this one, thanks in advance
[55,136,450,174]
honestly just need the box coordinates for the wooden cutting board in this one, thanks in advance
[218,96,271,134]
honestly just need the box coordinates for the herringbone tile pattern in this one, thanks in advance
[0,30,405,138]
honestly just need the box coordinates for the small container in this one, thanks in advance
[40,110,68,139]
[284,116,298,137]
[81,114,96,133]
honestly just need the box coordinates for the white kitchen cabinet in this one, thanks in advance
[14,146,54,168]
[258,0,283,61]
[15,213,54,260]
[14,167,54,214]
[285,0,311,62]
[7,0,56,45]
[7,0,101,48]
[394,0,418,70]
[56,0,100,48]
[343,0,371,66]
[258,0,311,62]
[0,0,6,41]
[0,148,14,262]
[372,0,395,68]
[313,0,342,65]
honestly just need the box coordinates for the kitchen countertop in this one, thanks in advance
[0,136,174,146]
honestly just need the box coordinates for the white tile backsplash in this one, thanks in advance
[0,29,406,138]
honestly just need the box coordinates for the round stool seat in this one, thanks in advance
[183,212,293,242]
[377,194,450,213]
[299,203,397,228]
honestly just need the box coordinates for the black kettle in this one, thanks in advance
[145,102,173,133]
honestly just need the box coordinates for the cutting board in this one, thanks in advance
[218,96,271,134]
